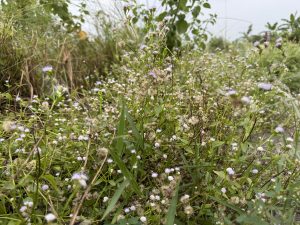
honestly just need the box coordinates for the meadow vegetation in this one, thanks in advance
[1,1,300,224]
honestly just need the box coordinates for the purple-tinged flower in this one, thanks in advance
[226,89,237,96]
[226,167,235,175]
[275,125,284,133]
[71,172,88,188]
[258,82,272,91]
[148,71,157,79]
[42,65,53,73]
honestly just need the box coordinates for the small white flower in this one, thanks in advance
[24,201,33,208]
[251,169,259,174]
[275,126,284,133]
[42,65,53,73]
[226,167,235,175]
[168,176,174,181]
[41,101,49,110]
[226,89,237,96]
[140,216,147,223]
[130,205,136,211]
[180,194,190,203]
[257,146,264,151]
[150,195,155,201]
[241,96,251,104]
[124,208,130,213]
[165,168,171,174]
[151,172,158,178]
[258,82,272,91]
[221,187,227,193]
[103,197,109,203]
[131,149,136,154]
[154,142,160,148]
[45,213,56,222]
[184,205,194,215]
[188,116,199,125]
[41,184,49,191]
[71,172,88,188]
[107,158,113,163]
[20,206,27,213]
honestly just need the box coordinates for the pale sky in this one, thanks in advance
[209,0,300,39]
[75,0,300,40]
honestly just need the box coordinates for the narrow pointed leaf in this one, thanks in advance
[101,179,129,220]
[166,181,180,225]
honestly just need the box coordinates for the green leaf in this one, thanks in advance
[211,141,224,149]
[125,107,144,150]
[166,181,180,225]
[179,0,188,9]
[176,19,189,34]
[203,2,211,8]
[115,103,126,156]
[214,171,226,179]
[109,150,142,196]
[192,6,201,18]
[236,214,269,225]
[2,181,15,190]
[132,17,138,24]
[101,179,129,221]
[209,196,243,214]
[192,28,199,35]
[41,174,60,193]
[156,12,167,22]
[7,220,22,225]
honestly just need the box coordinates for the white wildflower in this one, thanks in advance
[45,213,56,222]
[226,167,235,175]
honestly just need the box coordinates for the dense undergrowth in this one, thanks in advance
[2,37,300,224]
[2,1,300,225]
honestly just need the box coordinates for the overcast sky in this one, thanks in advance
[209,0,300,39]
[78,0,300,40]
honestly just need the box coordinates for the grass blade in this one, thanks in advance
[109,150,142,196]
[101,179,129,221]
[125,106,144,150]
[115,103,126,156]
[209,195,243,214]
[166,181,180,225]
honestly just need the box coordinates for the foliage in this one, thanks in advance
[279,12,300,42]
[2,1,300,225]
[208,36,230,52]
[263,13,300,43]
[1,37,300,224]
[123,0,216,50]
[0,0,139,98]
